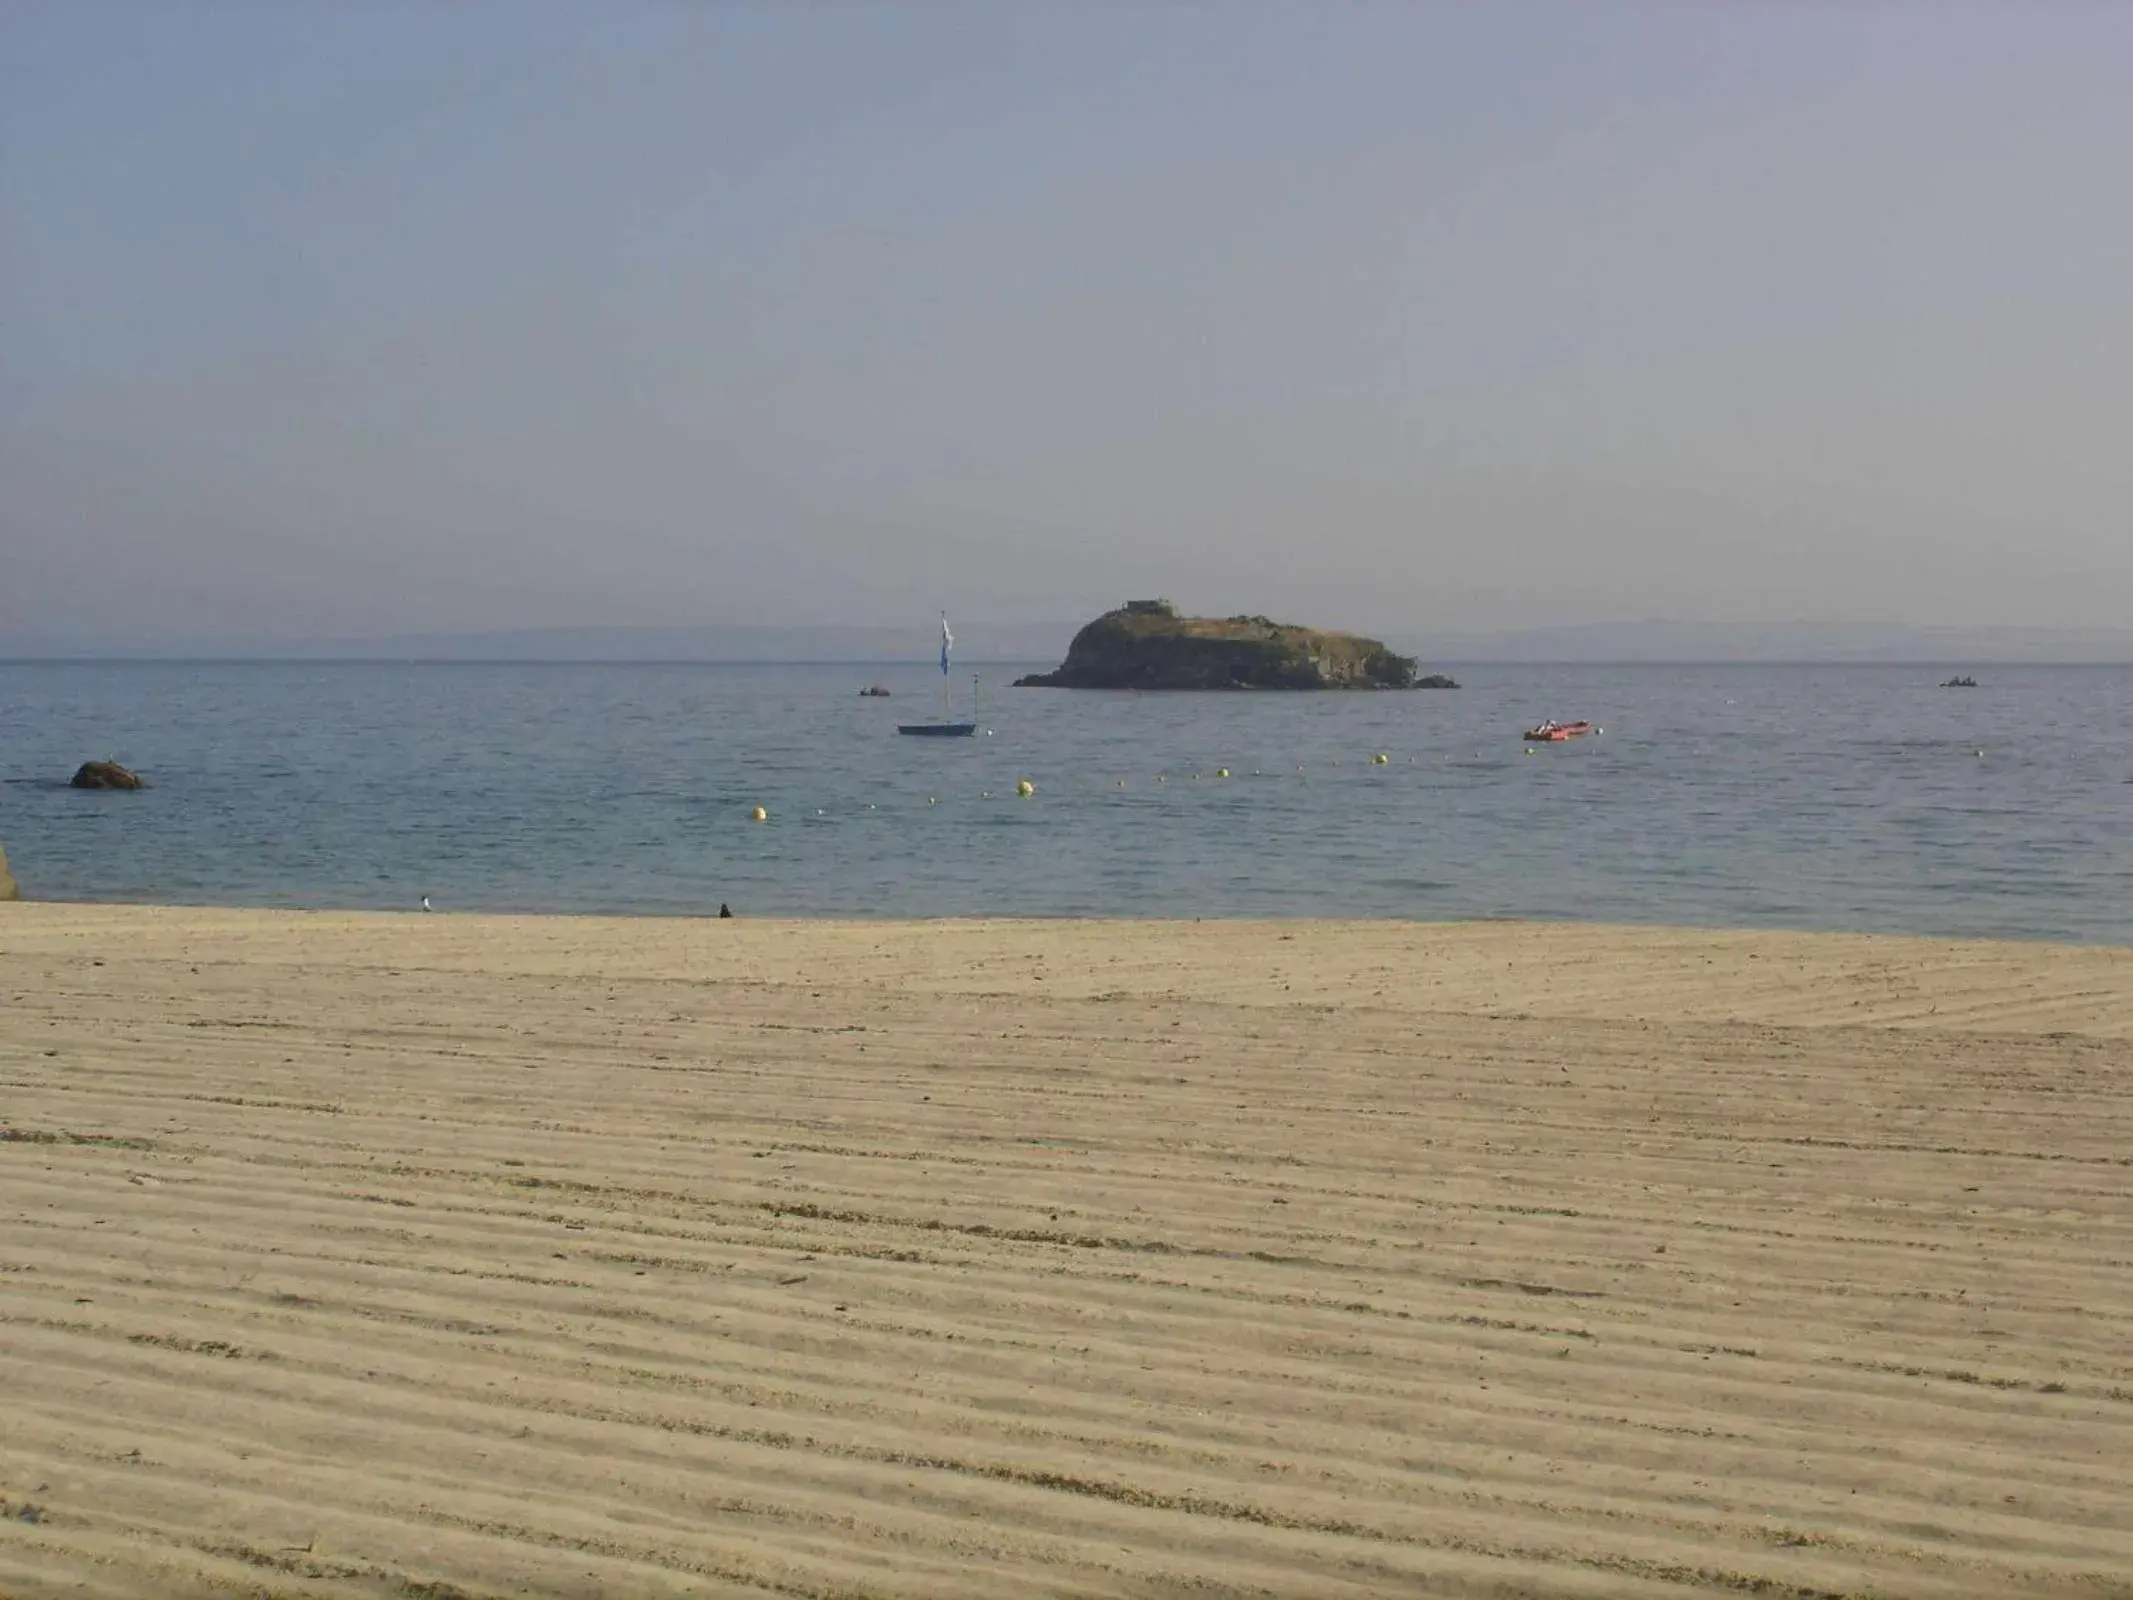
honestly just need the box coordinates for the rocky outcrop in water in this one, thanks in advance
[1416,674,1461,689]
[1014,600,1431,690]
[70,761,144,790]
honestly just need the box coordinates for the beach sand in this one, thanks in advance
[2,905,2129,1598]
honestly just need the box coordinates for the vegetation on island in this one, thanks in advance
[1014,600,1451,690]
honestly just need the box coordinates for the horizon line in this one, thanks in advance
[4,655,2129,669]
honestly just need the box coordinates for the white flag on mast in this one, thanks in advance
[940,615,953,676]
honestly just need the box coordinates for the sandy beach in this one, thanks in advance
[2,905,2129,1599]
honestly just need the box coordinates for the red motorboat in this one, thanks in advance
[1523,719,1595,742]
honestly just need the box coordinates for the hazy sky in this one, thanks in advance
[5,2,2132,647]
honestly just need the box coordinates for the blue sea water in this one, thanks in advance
[1,660,2129,941]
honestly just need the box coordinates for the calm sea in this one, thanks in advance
[2,661,2128,941]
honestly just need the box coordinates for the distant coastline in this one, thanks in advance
[7,620,2132,665]
[4,653,2130,669]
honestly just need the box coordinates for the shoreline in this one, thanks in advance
[7,893,2130,950]
[3,904,2129,1594]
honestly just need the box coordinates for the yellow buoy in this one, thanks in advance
[1372,752,1389,765]
[750,805,768,821]
[1216,767,1230,779]
[1017,778,1035,797]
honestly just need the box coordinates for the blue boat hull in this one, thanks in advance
[899,723,977,737]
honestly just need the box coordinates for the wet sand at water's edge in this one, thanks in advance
[2,906,2130,1597]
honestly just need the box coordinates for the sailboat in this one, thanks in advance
[898,614,978,736]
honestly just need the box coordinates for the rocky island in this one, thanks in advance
[1015,600,1448,690]
[71,761,146,790]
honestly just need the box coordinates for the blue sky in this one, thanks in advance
[5,2,2132,646]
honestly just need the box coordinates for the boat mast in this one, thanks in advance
[939,612,953,723]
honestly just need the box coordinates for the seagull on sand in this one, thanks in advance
[420,896,432,912]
